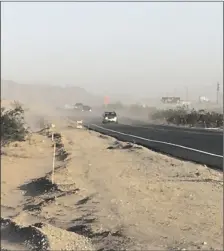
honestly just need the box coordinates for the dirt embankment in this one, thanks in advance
[1,118,223,250]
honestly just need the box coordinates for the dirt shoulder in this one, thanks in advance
[1,119,223,250]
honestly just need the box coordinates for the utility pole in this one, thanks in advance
[216,82,220,104]
[185,86,188,101]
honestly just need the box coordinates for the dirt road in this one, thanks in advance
[1,119,223,250]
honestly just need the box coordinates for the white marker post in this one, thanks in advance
[51,124,55,141]
[51,124,56,184]
[76,120,83,129]
[52,142,56,184]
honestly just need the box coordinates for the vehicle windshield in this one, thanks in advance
[104,112,116,117]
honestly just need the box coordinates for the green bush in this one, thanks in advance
[1,104,29,146]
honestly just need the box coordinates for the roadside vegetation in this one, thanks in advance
[103,101,223,128]
[151,108,223,128]
[1,101,29,146]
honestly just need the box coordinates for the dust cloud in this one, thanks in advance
[1,79,223,130]
[1,80,105,131]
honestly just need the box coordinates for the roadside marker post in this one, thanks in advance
[76,120,83,129]
[52,142,56,184]
[51,123,56,184]
[51,123,56,141]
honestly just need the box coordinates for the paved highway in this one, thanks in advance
[86,120,223,170]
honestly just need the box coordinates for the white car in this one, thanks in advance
[102,111,118,124]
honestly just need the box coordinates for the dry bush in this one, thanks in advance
[1,104,29,146]
[151,108,223,128]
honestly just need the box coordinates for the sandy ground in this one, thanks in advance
[1,117,223,250]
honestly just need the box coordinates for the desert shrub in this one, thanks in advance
[151,108,223,128]
[1,104,29,146]
[11,100,29,112]
[10,100,23,109]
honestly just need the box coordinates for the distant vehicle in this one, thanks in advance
[199,96,210,103]
[82,105,92,112]
[74,103,84,110]
[102,111,118,124]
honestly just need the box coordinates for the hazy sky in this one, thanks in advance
[1,2,223,99]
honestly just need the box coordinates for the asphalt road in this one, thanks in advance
[86,120,223,170]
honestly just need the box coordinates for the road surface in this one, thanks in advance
[86,120,223,170]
